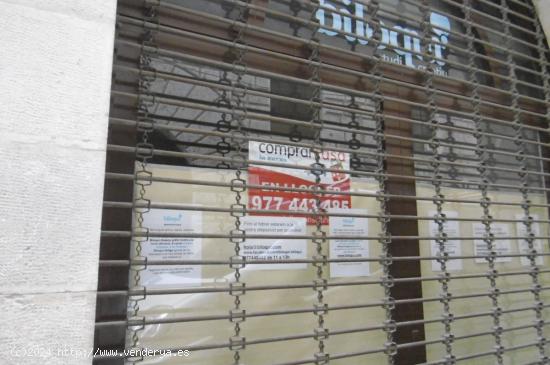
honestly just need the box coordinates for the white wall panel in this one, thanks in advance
[0,1,117,363]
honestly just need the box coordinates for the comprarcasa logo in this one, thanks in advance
[257,142,347,163]
[315,0,451,74]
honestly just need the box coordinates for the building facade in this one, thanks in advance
[3,0,550,364]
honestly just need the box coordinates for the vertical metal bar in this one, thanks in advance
[422,0,455,363]
[530,8,550,358]
[307,2,329,363]
[369,0,397,362]
[464,1,504,362]
[125,2,159,363]
[226,1,250,363]
[501,0,548,362]
[382,0,427,361]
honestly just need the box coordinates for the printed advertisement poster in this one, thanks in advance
[140,209,202,287]
[241,216,307,270]
[429,210,462,271]
[328,209,370,278]
[515,213,544,266]
[472,223,512,263]
[248,141,350,225]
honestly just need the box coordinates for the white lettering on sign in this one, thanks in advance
[316,0,450,75]
[248,141,351,225]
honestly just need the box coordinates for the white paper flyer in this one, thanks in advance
[429,210,462,271]
[241,216,307,270]
[140,209,202,287]
[472,222,512,263]
[328,209,370,278]
[515,213,544,266]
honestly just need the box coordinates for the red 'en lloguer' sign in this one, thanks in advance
[247,141,351,225]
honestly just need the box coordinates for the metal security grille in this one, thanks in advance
[95,0,550,364]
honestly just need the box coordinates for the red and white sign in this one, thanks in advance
[248,141,351,224]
